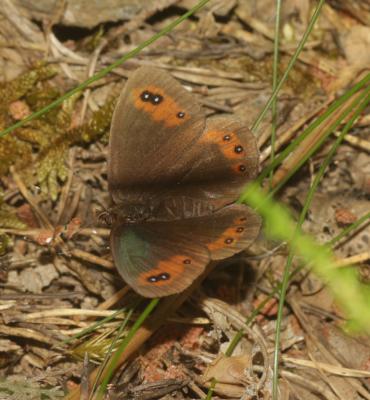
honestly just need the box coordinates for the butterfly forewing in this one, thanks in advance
[108,67,206,205]
[109,67,259,211]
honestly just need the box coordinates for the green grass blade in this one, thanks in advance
[269,0,282,188]
[90,305,135,399]
[225,210,370,368]
[243,183,370,331]
[256,73,370,185]
[268,91,370,398]
[328,211,370,247]
[61,309,126,345]
[95,298,159,398]
[251,0,325,133]
[0,0,210,139]
[270,86,370,194]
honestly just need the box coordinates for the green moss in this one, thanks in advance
[74,96,117,144]
[0,65,118,200]
[0,64,56,108]
[0,195,27,230]
[35,94,117,200]
[0,234,10,255]
[0,135,32,176]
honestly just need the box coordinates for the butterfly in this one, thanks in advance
[108,66,261,298]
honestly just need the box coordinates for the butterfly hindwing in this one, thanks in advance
[111,222,209,298]
[111,204,261,297]
[178,115,259,208]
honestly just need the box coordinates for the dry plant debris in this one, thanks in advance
[0,0,369,399]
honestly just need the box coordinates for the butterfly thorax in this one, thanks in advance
[108,203,153,225]
[109,196,216,225]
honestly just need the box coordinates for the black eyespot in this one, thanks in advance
[225,238,234,244]
[177,111,185,119]
[236,227,244,233]
[235,145,244,153]
[183,259,191,264]
[238,164,246,172]
[140,90,151,102]
[151,94,163,105]
[223,135,231,141]
[147,272,170,283]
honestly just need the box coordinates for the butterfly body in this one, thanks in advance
[108,66,261,297]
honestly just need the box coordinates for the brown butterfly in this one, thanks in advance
[108,66,261,298]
